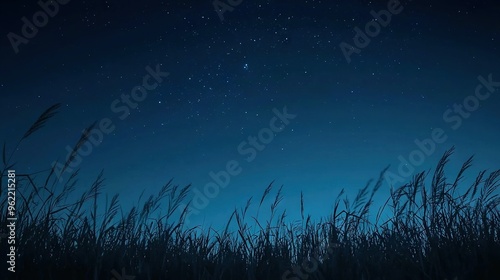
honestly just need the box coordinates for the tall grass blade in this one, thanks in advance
[21,103,62,140]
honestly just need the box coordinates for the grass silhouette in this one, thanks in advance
[1,104,499,279]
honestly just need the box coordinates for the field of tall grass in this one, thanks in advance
[1,104,499,279]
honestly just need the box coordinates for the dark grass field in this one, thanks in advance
[1,105,499,279]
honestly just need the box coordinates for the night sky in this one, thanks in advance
[1,0,499,231]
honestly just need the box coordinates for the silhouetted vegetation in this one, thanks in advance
[1,105,499,279]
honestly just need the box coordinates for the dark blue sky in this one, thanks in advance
[1,0,499,230]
